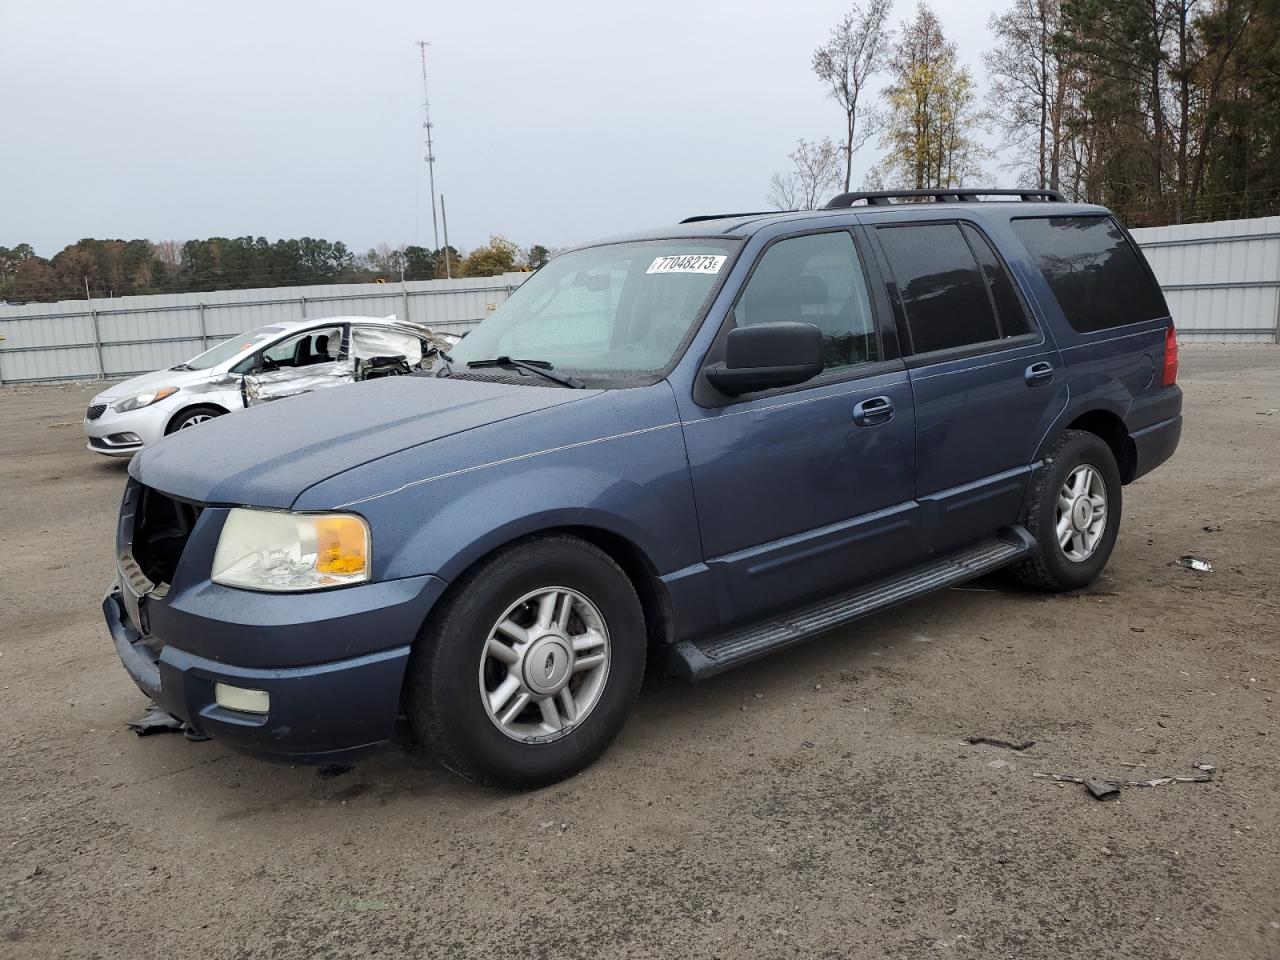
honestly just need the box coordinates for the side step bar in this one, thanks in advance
[667,528,1036,680]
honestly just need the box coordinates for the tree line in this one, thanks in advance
[0,236,551,305]
[771,0,1280,226]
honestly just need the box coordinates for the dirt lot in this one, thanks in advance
[1,344,1277,960]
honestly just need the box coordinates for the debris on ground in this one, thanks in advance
[126,701,210,741]
[1086,779,1121,799]
[1175,555,1213,572]
[1034,763,1215,799]
[126,705,184,735]
[965,734,1036,751]
[317,763,354,780]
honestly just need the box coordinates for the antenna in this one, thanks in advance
[417,40,440,252]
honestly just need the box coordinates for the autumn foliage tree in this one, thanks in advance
[877,3,988,189]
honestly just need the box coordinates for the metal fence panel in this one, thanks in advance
[0,273,528,383]
[1132,215,1280,342]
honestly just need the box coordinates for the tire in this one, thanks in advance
[1013,429,1123,592]
[166,405,224,434]
[405,534,646,789]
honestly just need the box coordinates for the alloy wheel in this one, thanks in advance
[1055,463,1108,562]
[478,587,610,743]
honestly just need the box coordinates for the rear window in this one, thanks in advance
[1011,216,1169,333]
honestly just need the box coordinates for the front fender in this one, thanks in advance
[295,383,701,585]
[384,465,685,584]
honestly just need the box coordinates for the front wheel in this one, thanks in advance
[166,405,224,434]
[405,535,646,788]
[1014,429,1123,592]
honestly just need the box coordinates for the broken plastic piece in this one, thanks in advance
[1086,779,1121,799]
[127,704,184,735]
[965,734,1036,751]
[1175,555,1213,572]
[126,701,211,741]
[1034,764,1215,798]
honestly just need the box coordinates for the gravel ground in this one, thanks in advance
[1,344,1277,960]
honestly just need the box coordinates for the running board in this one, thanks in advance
[667,528,1036,680]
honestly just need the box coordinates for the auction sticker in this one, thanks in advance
[646,254,727,275]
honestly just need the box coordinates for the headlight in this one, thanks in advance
[112,386,179,412]
[211,508,370,591]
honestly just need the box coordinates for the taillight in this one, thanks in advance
[1162,326,1178,386]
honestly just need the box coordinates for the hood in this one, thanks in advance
[94,365,214,401]
[131,376,598,508]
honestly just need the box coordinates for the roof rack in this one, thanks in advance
[679,211,780,223]
[824,188,1065,208]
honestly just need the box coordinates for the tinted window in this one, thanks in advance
[1011,216,1169,332]
[877,223,999,353]
[961,224,1033,337]
[736,231,879,372]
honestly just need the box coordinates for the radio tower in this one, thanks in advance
[417,41,441,255]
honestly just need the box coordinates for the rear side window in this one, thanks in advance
[1011,216,1169,333]
[877,223,1010,354]
[961,224,1033,338]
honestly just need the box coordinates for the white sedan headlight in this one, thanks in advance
[211,508,371,591]
[112,386,179,412]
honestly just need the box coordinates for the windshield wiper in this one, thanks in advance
[171,362,193,371]
[465,356,585,389]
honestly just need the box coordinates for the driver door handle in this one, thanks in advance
[853,395,894,426]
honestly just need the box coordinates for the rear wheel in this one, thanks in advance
[1014,429,1122,591]
[405,535,646,788]
[166,405,224,434]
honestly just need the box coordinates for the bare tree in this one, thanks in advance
[985,0,1068,190]
[812,0,894,192]
[152,239,182,268]
[766,138,844,210]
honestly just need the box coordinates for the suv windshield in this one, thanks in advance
[181,326,283,370]
[448,239,741,383]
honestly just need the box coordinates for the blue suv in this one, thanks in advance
[104,189,1182,787]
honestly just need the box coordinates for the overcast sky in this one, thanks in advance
[1,0,1012,257]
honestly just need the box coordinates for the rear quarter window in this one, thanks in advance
[1011,216,1169,333]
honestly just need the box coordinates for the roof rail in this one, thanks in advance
[679,211,781,223]
[824,188,1065,209]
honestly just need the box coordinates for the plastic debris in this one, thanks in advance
[1086,779,1121,799]
[1034,763,1215,799]
[1175,555,1213,572]
[126,701,210,741]
[127,705,184,735]
[965,734,1036,751]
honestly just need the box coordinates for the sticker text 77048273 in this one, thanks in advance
[646,254,727,275]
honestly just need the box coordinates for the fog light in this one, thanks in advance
[214,682,270,714]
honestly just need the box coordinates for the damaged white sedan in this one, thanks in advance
[83,315,458,457]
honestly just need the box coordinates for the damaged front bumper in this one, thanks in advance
[103,572,446,763]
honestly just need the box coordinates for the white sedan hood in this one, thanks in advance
[92,365,218,402]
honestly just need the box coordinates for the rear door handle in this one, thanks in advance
[1025,361,1055,386]
[853,395,894,426]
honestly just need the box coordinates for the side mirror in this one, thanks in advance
[704,322,823,397]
